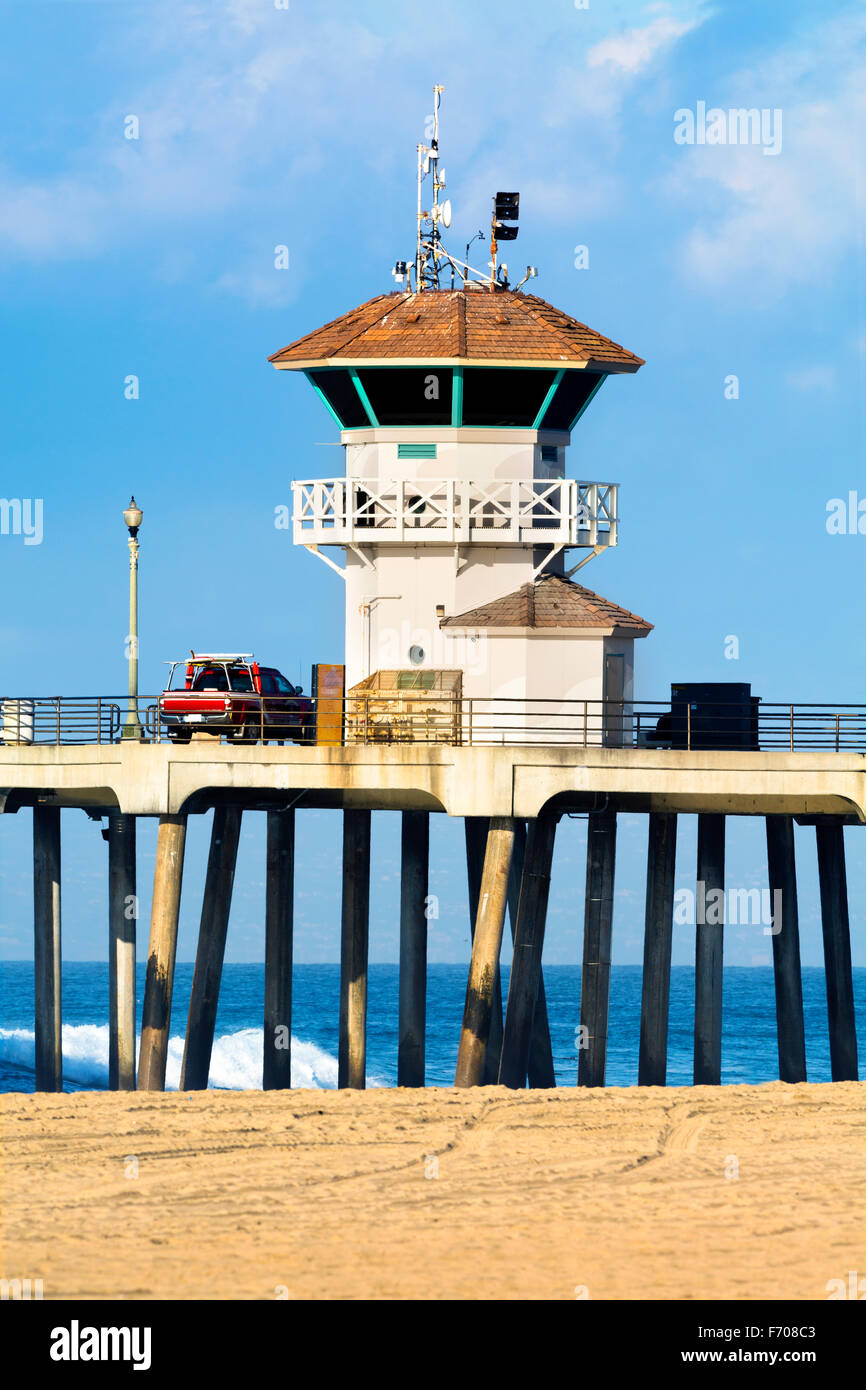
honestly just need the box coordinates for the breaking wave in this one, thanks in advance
[0,1024,339,1092]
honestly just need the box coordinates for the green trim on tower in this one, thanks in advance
[304,372,345,429]
[567,373,607,431]
[349,368,380,427]
[532,368,565,430]
[451,365,464,427]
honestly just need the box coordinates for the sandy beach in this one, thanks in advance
[2,1082,864,1301]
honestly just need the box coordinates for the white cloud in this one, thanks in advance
[0,0,710,288]
[667,10,866,296]
[588,13,703,74]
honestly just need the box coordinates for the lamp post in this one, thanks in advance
[121,496,143,741]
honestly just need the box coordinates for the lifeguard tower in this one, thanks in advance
[271,87,651,736]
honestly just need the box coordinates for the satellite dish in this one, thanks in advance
[440,199,452,228]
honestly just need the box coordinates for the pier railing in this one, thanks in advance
[2,694,866,751]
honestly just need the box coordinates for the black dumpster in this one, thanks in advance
[658,682,760,751]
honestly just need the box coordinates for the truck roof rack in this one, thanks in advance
[187,653,255,663]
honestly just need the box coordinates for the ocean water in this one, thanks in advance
[1,962,864,1093]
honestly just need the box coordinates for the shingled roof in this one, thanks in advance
[440,574,653,636]
[269,288,643,373]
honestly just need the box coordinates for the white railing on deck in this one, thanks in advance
[291,478,618,548]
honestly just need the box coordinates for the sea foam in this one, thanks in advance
[0,1024,338,1091]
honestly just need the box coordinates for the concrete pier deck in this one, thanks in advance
[1,742,864,820]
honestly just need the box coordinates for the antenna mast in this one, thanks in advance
[415,85,449,292]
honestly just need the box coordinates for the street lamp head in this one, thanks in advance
[123,495,142,537]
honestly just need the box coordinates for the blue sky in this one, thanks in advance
[0,0,864,965]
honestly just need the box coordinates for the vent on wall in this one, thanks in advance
[541,444,559,463]
[398,443,437,460]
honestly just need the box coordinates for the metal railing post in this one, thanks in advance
[687,701,691,751]
[790,705,794,752]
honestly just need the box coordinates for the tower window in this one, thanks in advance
[306,369,369,428]
[539,371,604,430]
[461,368,557,426]
[355,368,453,426]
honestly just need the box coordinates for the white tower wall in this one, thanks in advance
[341,428,572,686]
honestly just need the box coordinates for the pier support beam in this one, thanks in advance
[263,808,295,1090]
[138,814,187,1092]
[398,810,429,1087]
[339,809,371,1089]
[499,814,557,1089]
[33,804,62,1092]
[694,813,725,1085]
[506,820,556,1088]
[455,817,515,1087]
[180,807,242,1091]
[638,813,678,1087]
[766,816,807,1083]
[108,813,137,1091]
[465,817,504,1084]
[816,820,858,1082]
[578,809,617,1088]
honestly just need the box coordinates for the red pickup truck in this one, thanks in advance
[159,654,314,744]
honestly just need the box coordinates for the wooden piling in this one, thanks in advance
[816,820,858,1081]
[180,806,243,1091]
[398,810,429,1087]
[263,807,295,1090]
[507,819,556,1088]
[33,804,62,1092]
[578,809,617,1088]
[694,813,725,1085]
[765,816,807,1083]
[499,813,557,1088]
[638,813,677,1086]
[455,816,515,1087]
[108,813,137,1091]
[464,816,503,1083]
[137,814,187,1092]
[338,809,371,1089]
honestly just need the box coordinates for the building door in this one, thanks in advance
[603,653,625,747]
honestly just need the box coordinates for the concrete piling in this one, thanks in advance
[765,816,807,1083]
[263,807,296,1090]
[33,804,62,1092]
[338,809,371,1089]
[506,819,556,1088]
[138,814,187,1092]
[499,813,557,1088]
[464,816,504,1083]
[180,806,243,1091]
[455,816,516,1087]
[694,813,725,1086]
[578,809,617,1087]
[638,813,677,1087]
[816,820,858,1082]
[108,813,137,1091]
[398,810,429,1087]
